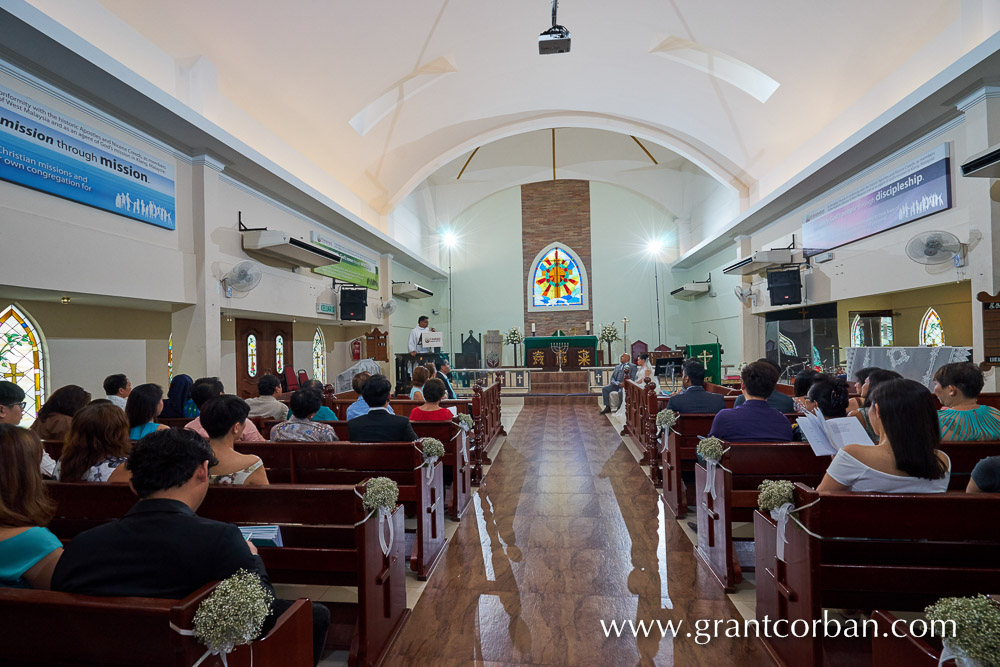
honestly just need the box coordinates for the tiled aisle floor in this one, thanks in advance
[383,402,769,666]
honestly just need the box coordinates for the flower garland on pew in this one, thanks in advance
[696,436,728,500]
[355,477,399,557]
[925,594,1000,667]
[455,414,474,464]
[418,437,446,482]
[170,569,274,666]
[757,479,821,561]
[655,409,679,453]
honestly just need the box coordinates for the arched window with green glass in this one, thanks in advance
[0,304,46,425]
[919,308,945,346]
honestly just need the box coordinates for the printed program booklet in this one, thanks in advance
[795,410,875,456]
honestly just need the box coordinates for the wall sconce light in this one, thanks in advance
[60,296,71,305]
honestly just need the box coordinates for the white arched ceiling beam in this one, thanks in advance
[383,112,752,215]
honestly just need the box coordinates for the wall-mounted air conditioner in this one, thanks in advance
[670,282,711,300]
[241,229,341,268]
[392,282,434,300]
[723,250,795,276]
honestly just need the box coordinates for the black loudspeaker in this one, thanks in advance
[340,288,368,320]
[767,269,802,306]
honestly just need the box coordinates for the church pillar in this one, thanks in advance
[957,86,1000,390]
[171,156,224,380]
[381,253,395,387]
[735,235,763,365]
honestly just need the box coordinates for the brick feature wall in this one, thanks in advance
[521,180,593,335]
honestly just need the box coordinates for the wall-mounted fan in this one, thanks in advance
[222,261,262,297]
[376,298,398,319]
[734,285,757,307]
[905,231,966,267]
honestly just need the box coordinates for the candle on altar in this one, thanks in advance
[586,321,590,331]
[531,323,536,333]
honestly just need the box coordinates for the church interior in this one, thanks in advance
[2,1,1000,665]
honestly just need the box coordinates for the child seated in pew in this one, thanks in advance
[818,378,950,493]
[270,389,338,443]
[200,396,269,485]
[409,378,454,421]
[50,429,330,665]
[55,402,131,483]
[0,426,63,589]
[933,362,1000,441]
[967,456,1000,493]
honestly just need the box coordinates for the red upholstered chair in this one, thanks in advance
[282,367,299,392]
[631,340,648,364]
[297,369,309,387]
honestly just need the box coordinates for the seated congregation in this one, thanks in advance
[647,356,1000,663]
[0,362,490,665]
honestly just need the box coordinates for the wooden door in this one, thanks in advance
[235,319,293,398]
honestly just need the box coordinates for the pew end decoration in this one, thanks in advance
[656,409,678,435]
[757,479,819,561]
[696,436,727,500]
[925,594,1000,667]
[190,569,274,662]
[360,477,400,557]
[419,437,445,480]
[456,413,474,431]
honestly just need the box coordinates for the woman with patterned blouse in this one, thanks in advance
[933,362,1000,441]
[56,402,131,483]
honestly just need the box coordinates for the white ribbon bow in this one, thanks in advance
[938,642,956,667]
[424,456,438,482]
[170,623,251,667]
[769,498,822,561]
[704,460,720,500]
[353,489,394,557]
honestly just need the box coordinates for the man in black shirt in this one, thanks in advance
[51,429,329,664]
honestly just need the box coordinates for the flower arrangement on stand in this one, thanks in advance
[503,327,524,368]
[598,323,621,363]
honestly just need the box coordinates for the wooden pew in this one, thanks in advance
[870,610,940,667]
[234,441,446,580]
[754,484,1000,667]
[659,412,798,518]
[621,378,658,476]
[694,442,831,591]
[696,440,1000,592]
[410,420,474,520]
[46,481,409,667]
[157,417,192,429]
[471,380,505,483]
[327,397,473,421]
[0,582,312,666]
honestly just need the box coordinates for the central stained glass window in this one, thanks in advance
[531,246,585,308]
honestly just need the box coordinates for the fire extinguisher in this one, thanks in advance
[351,338,362,360]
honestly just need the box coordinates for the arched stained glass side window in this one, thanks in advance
[0,305,46,424]
[313,329,326,383]
[919,308,945,346]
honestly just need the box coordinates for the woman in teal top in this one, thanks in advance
[285,380,338,421]
[933,362,1000,441]
[408,366,429,402]
[125,383,170,440]
[0,425,63,589]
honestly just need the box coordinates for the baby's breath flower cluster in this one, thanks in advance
[502,327,524,345]
[598,323,621,344]
[757,479,795,512]
[193,570,273,654]
[363,477,399,514]
[421,437,445,460]
[657,409,679,430]
[926,594,1000,666]
[696,437,725,463]
[456,413,474,430]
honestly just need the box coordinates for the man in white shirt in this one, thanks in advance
[408,316,435,355]
[244,374,289,421]
[103,374,131,409]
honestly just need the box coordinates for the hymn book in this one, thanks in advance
[796,411,875,456]
[239,525,284,547]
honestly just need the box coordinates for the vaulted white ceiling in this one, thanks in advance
[27,0,987,227]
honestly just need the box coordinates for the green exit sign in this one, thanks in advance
[316,303,336,315]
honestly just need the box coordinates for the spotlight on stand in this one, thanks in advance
[539,0,571,54]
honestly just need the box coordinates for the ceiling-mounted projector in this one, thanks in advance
[539,0,570,54]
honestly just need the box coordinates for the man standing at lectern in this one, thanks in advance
[600,353,637,414]
[408,316,434,355]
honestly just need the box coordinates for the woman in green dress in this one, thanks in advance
[933,362,1000,441]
